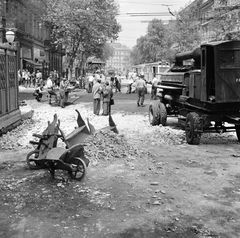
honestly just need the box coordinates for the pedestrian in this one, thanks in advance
[88,73,94,93]
[33,83,44,102]
[92,79,102,115]
[110,76,115,89]
[115,74,122,93]
[26,69,31,87]
[59,77,69,108]
[102,81,113,116]
[31,71,36,88]
[47,72,58,104]
[136,74,147,107]
[151,74,161,100]
[53,69,60,86]
[36,70,42,85]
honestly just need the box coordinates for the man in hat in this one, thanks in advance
[135,74,147,107]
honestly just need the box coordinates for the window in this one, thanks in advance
[219,50,239,69]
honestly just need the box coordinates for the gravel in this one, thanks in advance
[0,99,239,154]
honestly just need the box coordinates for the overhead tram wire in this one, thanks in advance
[117,1,185,6]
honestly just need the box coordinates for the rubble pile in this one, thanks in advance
[0,118,36,150]
[84,130,140,164]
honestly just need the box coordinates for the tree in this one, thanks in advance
[101,43,114,62]
[172,0,203,52]
[130,19,176,64]
[43,0,121,78]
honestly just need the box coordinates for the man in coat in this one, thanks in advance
[92,79,102,115]
[102,81,113,115]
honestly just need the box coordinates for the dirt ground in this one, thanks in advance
[0,89,240,238]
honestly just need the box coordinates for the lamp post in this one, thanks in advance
[5,30,15,44]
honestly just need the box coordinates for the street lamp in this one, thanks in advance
[6,30,15,44]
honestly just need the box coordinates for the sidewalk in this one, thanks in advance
[19,85,35,93]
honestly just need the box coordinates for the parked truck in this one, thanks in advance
[149,40,240,144]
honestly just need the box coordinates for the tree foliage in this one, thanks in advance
[173,0,202,52]
[43,0,121,76]
[131,19,176,65]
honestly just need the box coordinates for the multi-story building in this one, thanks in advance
[105,43,131,75]
[180,0,240,43]
[0,0,64,80]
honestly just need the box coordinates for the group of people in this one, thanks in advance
[32,71,69,108]
[18,69,43,88]
[46,72,70,108]
[92,79,114,116]
[86,72,106,93]
[129,73,161,107]
[110,74,122,93]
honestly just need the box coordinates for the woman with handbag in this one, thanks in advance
[102,81,113,116]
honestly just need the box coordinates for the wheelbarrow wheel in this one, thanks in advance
[26,150,46,170]
[70,157,86,181]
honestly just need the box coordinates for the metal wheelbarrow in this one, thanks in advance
[44,143,89,180]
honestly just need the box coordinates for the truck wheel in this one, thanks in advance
[235,125,240,142]
[185,112,201,145]
[149,101,161,126]
[159,102,167,126]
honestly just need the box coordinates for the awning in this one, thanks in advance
[23,59,42,67]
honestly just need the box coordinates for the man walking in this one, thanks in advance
[151,74,161,100]
[92,79,102,115]
[136,74,147,107]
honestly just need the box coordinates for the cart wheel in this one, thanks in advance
[185,112,201,145]
[149,101,161,126]
[159,102,167,126]
[235,125,240,142]
[26,150,45,170]
[70,157,86,181]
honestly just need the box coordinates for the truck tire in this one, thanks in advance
[149,101,161,126]
[235,125,240,142]
[185,112,201,145]
[159,102,167,126]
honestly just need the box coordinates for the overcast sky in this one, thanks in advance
[115,0,193,48]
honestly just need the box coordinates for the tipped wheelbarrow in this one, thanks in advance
[26,113,91,180]
[44,144,89,180]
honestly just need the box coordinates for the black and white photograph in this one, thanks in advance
[0,0,240,237]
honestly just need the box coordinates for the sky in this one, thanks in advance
[115,0,193,49]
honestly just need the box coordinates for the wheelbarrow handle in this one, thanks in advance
[32,133,44,139]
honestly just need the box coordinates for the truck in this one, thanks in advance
[149,40,240,144]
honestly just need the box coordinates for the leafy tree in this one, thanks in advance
[172,0,203,52]
[43,0,121,78]
[130,19,176,64]
[101,43,114,62]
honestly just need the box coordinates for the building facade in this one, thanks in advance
[105,43,131,75]
[0,0,64,80]
[180,0,240,43]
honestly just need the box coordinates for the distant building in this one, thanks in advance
[0,0,65,79]
[105,43,131,74]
